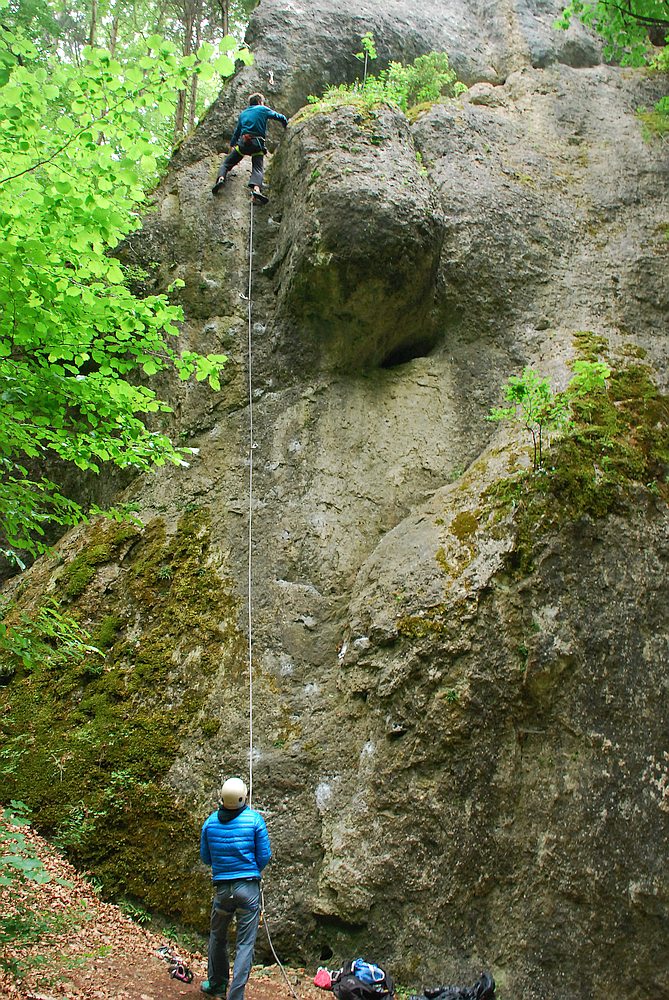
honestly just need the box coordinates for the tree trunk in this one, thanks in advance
[88,0,98,47]
[109,14,119,56]
[187,1,204,132]
[174,2,196,140]
[188,74,199,132]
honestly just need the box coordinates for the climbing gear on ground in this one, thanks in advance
[200,978,228,997]
[156,945,194,985]
[331,958,394,999]
[411,971,496,1000]
[170,961,194,983]
[221,776,248,809]
[351,960,387,986]
[314,966,334,989]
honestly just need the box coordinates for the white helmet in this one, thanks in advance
[221,777,248,809]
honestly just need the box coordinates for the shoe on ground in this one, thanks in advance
[200,980,227,997]
[212,175,227,194]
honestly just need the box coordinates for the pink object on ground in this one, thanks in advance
[314,967,334,989]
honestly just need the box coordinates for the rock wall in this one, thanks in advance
[2,2,668,998]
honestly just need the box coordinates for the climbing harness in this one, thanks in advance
[245,194,300,1000]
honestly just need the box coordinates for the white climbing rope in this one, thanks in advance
[247,194,255,808]
[261,882,301,1000]
[245,195,301,1000]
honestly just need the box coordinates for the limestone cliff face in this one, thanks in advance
[2,2,668,999]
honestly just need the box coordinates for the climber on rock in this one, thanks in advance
[199,777,272,999]
[212,92,288,205]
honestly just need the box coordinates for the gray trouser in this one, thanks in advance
[208,878,261,1000]
[220,147,265,190]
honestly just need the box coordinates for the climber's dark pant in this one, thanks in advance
[207,878,261,1000]
[219,145,265,190]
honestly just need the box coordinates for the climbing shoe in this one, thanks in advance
[212,174,227,195]
[252,191,269,205]
[200,979,227,997]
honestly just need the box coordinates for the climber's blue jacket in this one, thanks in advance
[200,804,272,882]
[230,104,288,146]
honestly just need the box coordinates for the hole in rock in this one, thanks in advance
[320,945,334,961]
[380,338,437,368]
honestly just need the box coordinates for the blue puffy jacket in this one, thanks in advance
[200,804,271,882]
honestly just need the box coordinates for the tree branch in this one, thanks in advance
[600,0,669,29]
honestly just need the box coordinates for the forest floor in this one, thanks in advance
[0,816,324,1000]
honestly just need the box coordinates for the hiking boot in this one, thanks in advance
[200,980,227,997]
[212,174,227,195]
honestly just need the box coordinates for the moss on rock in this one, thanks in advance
[0,508,244,929]
[484,338,669,574]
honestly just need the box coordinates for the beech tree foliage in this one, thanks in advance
[0,4,248,565]
[557,0,669,63]
[3,0,258,135]
[558,1,669,129]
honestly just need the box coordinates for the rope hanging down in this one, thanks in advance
[245,199,300,1000]
[247,195,255,808]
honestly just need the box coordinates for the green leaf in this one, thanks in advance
[213,54,234,76]
[197,42,214,61]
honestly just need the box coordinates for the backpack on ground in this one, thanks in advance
[331,958,394,1000]
[412,971,495,1000]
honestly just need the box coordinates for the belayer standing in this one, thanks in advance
[200,776,272,999]
[212,92,288,204]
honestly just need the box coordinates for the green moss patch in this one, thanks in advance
[484,338,669,574]
[450,510,479,541]
[0,509,244,929]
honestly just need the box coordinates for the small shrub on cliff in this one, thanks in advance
[309,36,466,113]
[385,52,468,109]
[354,30,377,88]
[487,362,611,471]
[0,596,99,679]
[484,340,669,572]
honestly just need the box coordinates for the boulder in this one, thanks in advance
[2,3,668,998]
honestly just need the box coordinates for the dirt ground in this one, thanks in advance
[2,959,324,1000]
[0,816,325,1000]
[13,959,326,1000]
